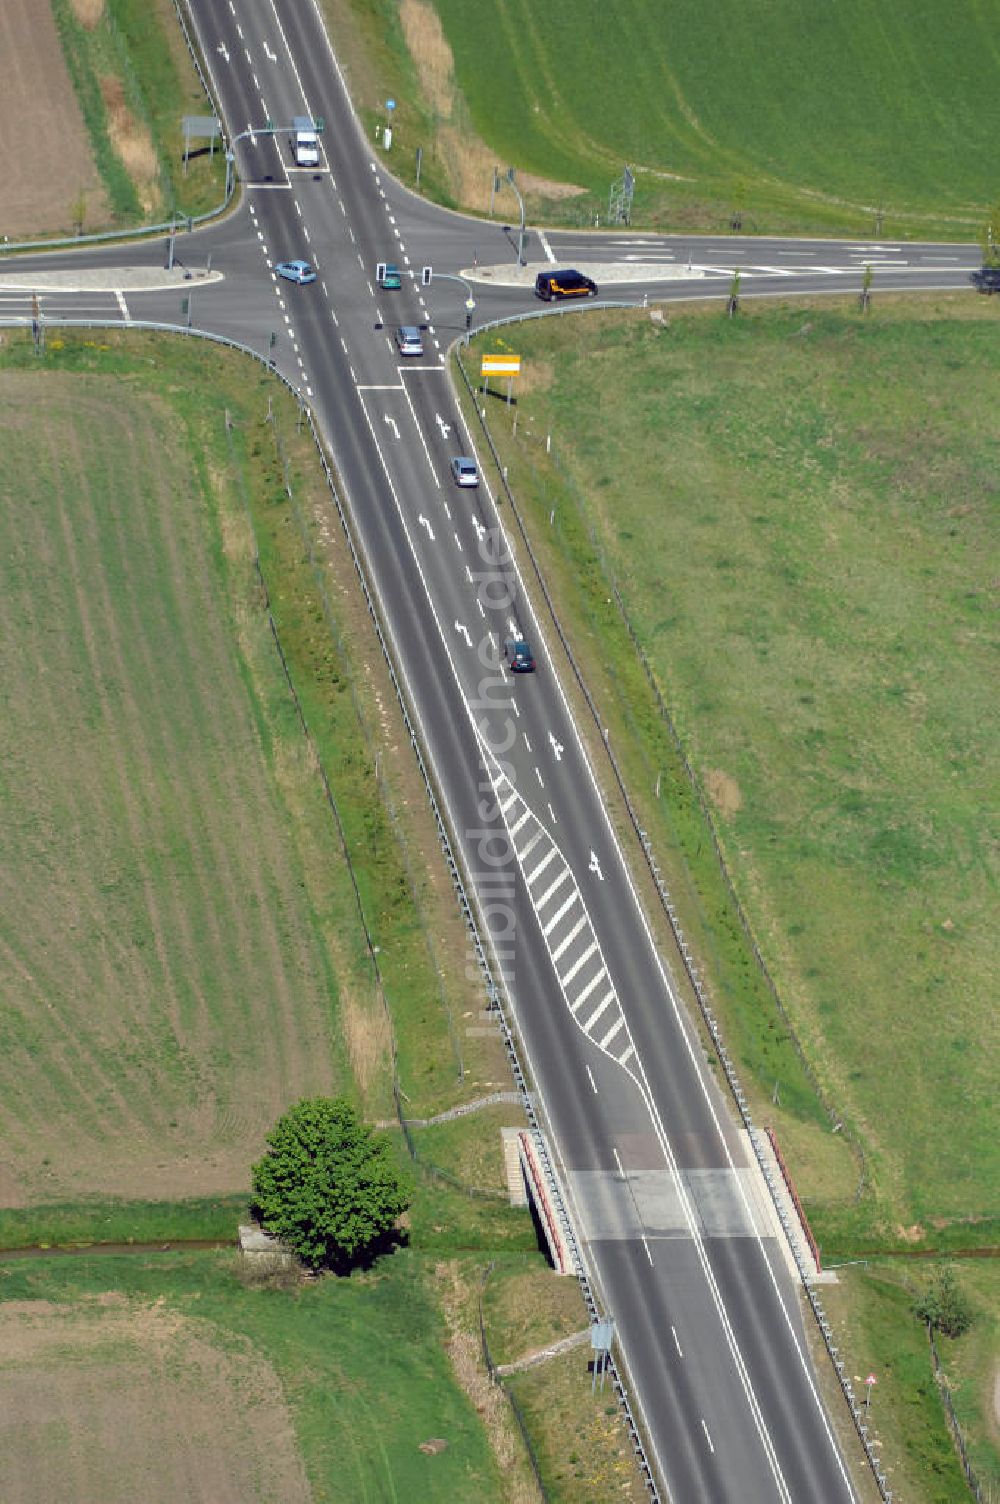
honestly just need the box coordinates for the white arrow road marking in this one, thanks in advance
[549,732,564,762]
[472,517,486,542]
[418,515,434,540]
[507,616,518,636]
[263,41,276,61]
[435,413,451,439]
[589,851,604,881]
[217,43,229,62]
[384,415,399,439]
[455,621,472,647]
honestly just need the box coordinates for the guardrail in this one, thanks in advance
[454,342,898,1503]
[0,0,231,257]
[0,311,655,1500]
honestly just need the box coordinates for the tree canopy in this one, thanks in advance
[251,1097,411,1271]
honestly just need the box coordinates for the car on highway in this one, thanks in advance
[395,325,424,356]
[450,456,479,487]
[503,637,536,673]
[275,259,317,285]
[535,269,598,301]
[378,264,402,289]
[970,265,1000,293]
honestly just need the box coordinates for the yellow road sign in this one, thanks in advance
[481,354,521,375]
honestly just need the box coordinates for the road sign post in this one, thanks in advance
[865,1373,877,1415]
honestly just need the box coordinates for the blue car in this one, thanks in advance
[275,259,317,285]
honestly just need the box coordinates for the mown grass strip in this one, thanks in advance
[50,0,141,222]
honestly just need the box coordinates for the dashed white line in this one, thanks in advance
[547,802,558,823]
[671,1326,684,1358]
[701,1419,715,1455]
[642,1236,654,1266]
[586,1064,598,1094]
[523,734,532,752]
[535,766,545,788]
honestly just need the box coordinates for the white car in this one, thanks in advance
[450,456,479,487]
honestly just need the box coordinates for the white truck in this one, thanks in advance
[291,116,320,168]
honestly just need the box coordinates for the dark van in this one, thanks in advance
[535,269,598,301]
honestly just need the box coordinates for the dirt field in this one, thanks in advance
[0,1295,311,1503]
[0,0,107,237]
[0,368,343,1204]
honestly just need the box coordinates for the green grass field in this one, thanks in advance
[0,362,349,1205]
[0,1248,521,1503]
[457,294,1000,1496]
[465,297,999,1247]
[340,0,1000,236]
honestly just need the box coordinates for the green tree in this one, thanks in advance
[915,1265,973,1339]
[251,1097,411,1271]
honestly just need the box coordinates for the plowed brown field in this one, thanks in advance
[0,1296,311,1504]
[0,0,106,238]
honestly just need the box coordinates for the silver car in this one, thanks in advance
[395,325,424,356]
[450,456,479,487]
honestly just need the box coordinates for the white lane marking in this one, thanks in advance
[538,229,556,264]
[577,971,611,1021]
[517,828,543,861]
[535,766,545,787]
[399,377,443,488]
[701,1420,715,1455]
[550,913,587,962]
[589,850,604,881]
[549,731,564,761]
[643,1236,653,1266]
[672,1326,684,1358]
[561,939,599,988]
[523,734,532,752]
[543,891,578,937]
[535,865,570,911]
[454,620,472,647]
[547,802,558,824]
[115,291,129,321]
[453,530,463,552]
[384,415,399,439]
[508,806,529,842]
[418,515,434,539]
[526,844,558,887]
[585,988,616,1028]
[599,1016,626,1050]
[586,1064,598,1094]
[348,250,811,1504]
[477,598,486,618]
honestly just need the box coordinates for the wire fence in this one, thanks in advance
[928,1325,997,1503]
[522,429,868,1199]
[455,344,900,1502]
[479,1261,551,1501]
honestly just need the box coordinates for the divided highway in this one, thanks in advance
[2,2,980,1496]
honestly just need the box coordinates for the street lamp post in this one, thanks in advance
[505,167,526,266]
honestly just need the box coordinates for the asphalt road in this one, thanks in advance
[1,3,979,1498]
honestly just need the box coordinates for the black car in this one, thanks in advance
[535,269,598,301]
[971,265,1000,294]
[504,637,536,673]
